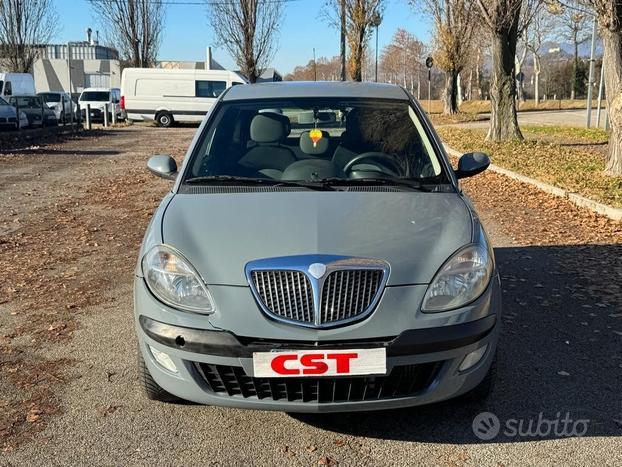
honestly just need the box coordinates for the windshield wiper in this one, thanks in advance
[185,175,336,191]
[317,177,436,192]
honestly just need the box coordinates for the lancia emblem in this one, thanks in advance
[308,263,327,279]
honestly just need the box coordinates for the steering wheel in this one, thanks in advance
[342,152,402,177]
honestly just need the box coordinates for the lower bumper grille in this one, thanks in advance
[194,362,442,403]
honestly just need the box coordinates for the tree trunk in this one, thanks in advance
[476,47,482,99]
[487,26,523,141]
[443,70,459,114]
[340,0,346,81]
[602,28,622,175]
[534,70,540,106]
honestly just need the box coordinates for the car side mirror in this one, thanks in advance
[147,155,178,180]
[455,152,490,179]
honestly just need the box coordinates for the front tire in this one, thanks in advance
[156,111,173,128]
[138,350,180,403]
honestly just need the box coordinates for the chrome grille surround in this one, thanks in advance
[245,255,390,329]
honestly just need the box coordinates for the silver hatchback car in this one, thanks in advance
[135,81,501,412]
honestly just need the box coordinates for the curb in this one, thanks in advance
[444,145,622,222]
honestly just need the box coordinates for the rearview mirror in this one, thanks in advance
[455,152,490,179]
[147,155,177,180]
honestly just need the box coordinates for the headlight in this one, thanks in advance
[422,244,493,312]
[141,245,215,313]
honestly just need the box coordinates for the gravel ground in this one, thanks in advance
[1,126,621,466]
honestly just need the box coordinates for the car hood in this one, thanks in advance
[161,191,473,286]
[0,107,15,117]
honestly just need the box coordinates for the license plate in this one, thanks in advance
[253,348,386,378]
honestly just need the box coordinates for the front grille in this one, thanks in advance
[250,267,386,327]
[195,362,442,403]
[251,270,314,324]
[0,117,6,123]
[320,270,383,324]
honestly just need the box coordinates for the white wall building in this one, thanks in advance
[32,31,121,94]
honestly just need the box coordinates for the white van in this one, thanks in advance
[78,87,123,122]
[0,73,36,99]
[121,68,245,127]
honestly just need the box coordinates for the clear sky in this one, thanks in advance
[53,0,432,74]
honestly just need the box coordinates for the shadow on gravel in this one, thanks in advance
[292,244,622,444]
[15,148,122,156]
[0,128,127,153]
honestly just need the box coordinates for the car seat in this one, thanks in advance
[238,112,297,172]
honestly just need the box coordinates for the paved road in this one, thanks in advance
[1,126,621,466]
[454,109,609,129]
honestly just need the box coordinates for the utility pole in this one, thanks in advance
[371,12,381,82]
[340,0,346,81]
[313,48,317,81]
[426,57,434,114]
[66,42,72,95]
[586,17,597,128]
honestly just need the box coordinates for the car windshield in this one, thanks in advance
[13,96,42,109]
[80,91,109,101]
[186,98,448,185]
[0,96,8,106]
[40,93,61,103]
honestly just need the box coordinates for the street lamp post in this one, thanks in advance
[371,13,382,82]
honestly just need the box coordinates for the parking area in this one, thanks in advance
[1,126,621,465]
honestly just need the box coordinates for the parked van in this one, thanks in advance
[78,87,123,122]
[0,73,36,99]
[121,68,245,127]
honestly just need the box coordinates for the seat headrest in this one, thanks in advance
[250,112,290,143]
[299,130,329,155]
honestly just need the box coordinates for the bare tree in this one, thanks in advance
[326,0,385,81]
[206,0,283,83]
[89,0,165,67]
[476,0,541,141]
[462,38,490,100]
[0,0,57,73]
[522,7,555,104]
[414,0,478,114]
[554,4,591,98]
[285,56,342,81]
[379,29,424,92]
[575,0,622,175]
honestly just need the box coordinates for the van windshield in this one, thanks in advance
[186,98,448,186]
[80,92,109,101]
[40,93,61,103]
[13,96,42,109]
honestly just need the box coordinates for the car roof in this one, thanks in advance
[222,81,409,102]
[81,88,112,92]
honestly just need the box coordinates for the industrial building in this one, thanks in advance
[32,29,121,95]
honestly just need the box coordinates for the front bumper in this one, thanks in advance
[134,275,502,412]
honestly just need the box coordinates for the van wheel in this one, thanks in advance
[138,350,180,403]
[156,111,173,128]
